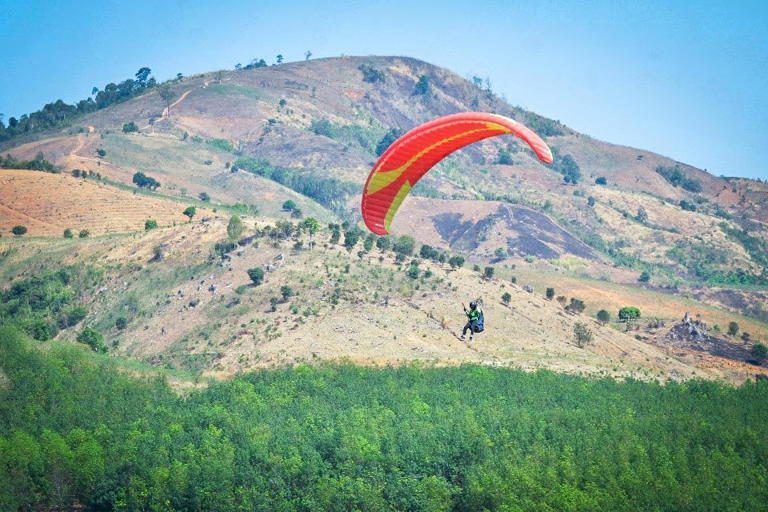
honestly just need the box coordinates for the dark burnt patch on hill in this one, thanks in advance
[434,204,599,260]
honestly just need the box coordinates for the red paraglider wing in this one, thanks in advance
[361,112,553,235]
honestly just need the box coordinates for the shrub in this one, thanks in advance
[376,236,391,251]
[587,196,595,207]
[567,298,586,314]
[280,285,293,301]
[144,220,158,230]
[63,228,73,238]
[247,268,265,285]
[122,121,139,133]
[728,321,739,336]
[407,262,420,279]
[573,322,594,347]
[546,287,555,300]
[269,297,279,312]
[741,332,751,341]
[282,200,296,211]
[198,192,210,202]
[597,310,610,324]
[502,292,512,304]
[11,225,27,236]
[96,148,106,157]
[638,271,650,282]
[359,64,385,83]
[206,138,234,152]
[595,177,607,185]
[115,317,127,330]
[655,165,702,192]
[483,266,495,280]
[78,230,90,238]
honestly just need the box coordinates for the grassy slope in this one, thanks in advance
[1,218,766,384]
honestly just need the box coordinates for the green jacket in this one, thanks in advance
[465,308,481,322]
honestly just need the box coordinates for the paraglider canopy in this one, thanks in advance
[361,112,554,235]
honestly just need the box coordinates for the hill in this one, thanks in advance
[1,56,767,382]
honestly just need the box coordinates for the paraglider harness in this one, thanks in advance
[463,301,485,335]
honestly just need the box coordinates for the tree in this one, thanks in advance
[77,327,106,353]
[159,84,173,118]
[498,148,513,165]
[376,128,405,156]
[11,225,27,236]
[483,266,495,280]
[573,322,594,348]
[393,235,415,256]
[132,172,160,190]
[276,54,284,64]
[546,287,555,300]
[343,230,360,251]
[407,261,420,279]
[329,227,341,245]
[414,75,431,96]
[135,67,151,86]
[115,317,127,330]
[63,228,73,238]
[144,220,158,230]
[302,217,319,248]
[376,236,391,251]
[247,268,265,285]
[122,122,138,133]
[78,230,90,238]
[448,255,465,269]
[502,292,512,305]
[638,271,650,282]
[227,215,243,240]
[595,176,607,185]
[280,285,293,302]
[728,321,739,336]
[282,200,296,211]
[618,306,641,322]
[587,196,596,207]
[493,247,507,262]
[183,206,196,220]
[597,309,610,324]
[305,50,312,60]
[752,343,767,363]
[558,154,581,184]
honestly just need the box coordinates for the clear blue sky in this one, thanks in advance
[1,0,766,179]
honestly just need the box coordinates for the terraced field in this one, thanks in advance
[0,169,193,236]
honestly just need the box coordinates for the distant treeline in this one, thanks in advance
[1,327,767,511]
[0,67,156,142]
[0,153,57,172]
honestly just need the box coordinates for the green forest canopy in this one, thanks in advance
[1,326,767,511]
